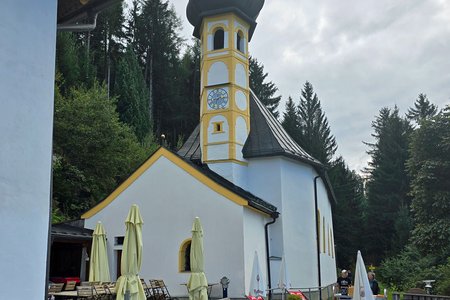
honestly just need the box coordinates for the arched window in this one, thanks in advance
[236,30,244,53]
[179,239,192,272]
[213,28,225,50]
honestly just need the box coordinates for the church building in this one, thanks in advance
[82,0,337,298]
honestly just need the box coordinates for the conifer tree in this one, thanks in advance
[407,106,450,258]
[406,93,438,124]
[282,96,299,141]
[128,0,184,144]
[329,157,366,267]
[114,46,151,142]
[249,56,282,118]
[364,106,413,263]
[297,81,337,165]
[89,1,125,94]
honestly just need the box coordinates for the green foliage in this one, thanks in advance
[249,56,282,118]
[297,81,337,165]
[56,32,82,94]
[52,81,156,219]
[114,46,151,141]
[129,0,184,142]
[407,106,450,257]
[282,96,299,140]
[89,1,125,88]
[435,258,450,295]
[364,106,412,263]
[377,245,437,292]
[406,94,438,125]
[287,294,301,300]
[329,157,366,268]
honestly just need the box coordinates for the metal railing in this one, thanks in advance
[393,292,450,300]
[270,284,336,300]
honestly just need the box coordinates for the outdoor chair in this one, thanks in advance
[64,280,77,291]
[48,283,65,293]
[149,279,178,300]
[141,278,154,299]
[94,284,109,300]
[77,286,95,299]
[103,284,115,300]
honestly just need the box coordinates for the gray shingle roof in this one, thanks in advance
[242,91,323,166]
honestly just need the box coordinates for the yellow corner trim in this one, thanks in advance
[81,147,249,219]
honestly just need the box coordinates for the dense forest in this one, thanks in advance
[53,0,450,294]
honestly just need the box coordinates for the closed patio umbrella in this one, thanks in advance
[187,217,208,300]
[249,251,266,298]
[116,204,146,300]
[89,221,111,282]
[353,251,373,300]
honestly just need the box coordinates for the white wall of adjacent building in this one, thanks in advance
[0,0,57,299]
[84,155,268,298]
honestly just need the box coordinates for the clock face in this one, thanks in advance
[207,88,228,110]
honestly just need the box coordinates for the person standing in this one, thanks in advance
[368,272,380,295]
[336,270,352,296]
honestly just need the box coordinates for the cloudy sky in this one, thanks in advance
[133,0,450,172]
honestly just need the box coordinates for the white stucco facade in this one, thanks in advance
[0,1,56,299]
[84,153,269,298]
[247,157,337,289]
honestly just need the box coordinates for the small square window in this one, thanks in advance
[213,122,224,133]
[115,236,124,245]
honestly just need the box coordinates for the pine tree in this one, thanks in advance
[407,106,450,258]
[329,157,366,267]
[364,106,413,263]
[281,96,299,141]
[55,32,82,94]
[177,40,201,142]
[297,81,337,165]
[89,1,125,94]
[114,46,151,142]
[249,56,282,118]
[406,93,438,124]
[128,0,184,145]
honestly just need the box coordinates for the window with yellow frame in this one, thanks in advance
[178,238,192,272]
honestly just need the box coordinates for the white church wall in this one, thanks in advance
[316,177,337,286]
[85,155,251,298]
[279,158,318,289]
[247,157,284,279]
[279,158,337,288]
[0,1,56,299]
[243,208,269,296]
[208,161,248,190]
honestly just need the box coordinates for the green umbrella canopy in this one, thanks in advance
[89,221,111,282]
[188,217,208,300]
[116,204,146,300]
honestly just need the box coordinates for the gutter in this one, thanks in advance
[265,212,279,300]
[314,176,322,300]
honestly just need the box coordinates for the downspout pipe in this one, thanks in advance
[314,175,322,300]
[57,12,98,32]
[265,212,279,300]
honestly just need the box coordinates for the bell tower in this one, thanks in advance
[187,0,264,184]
